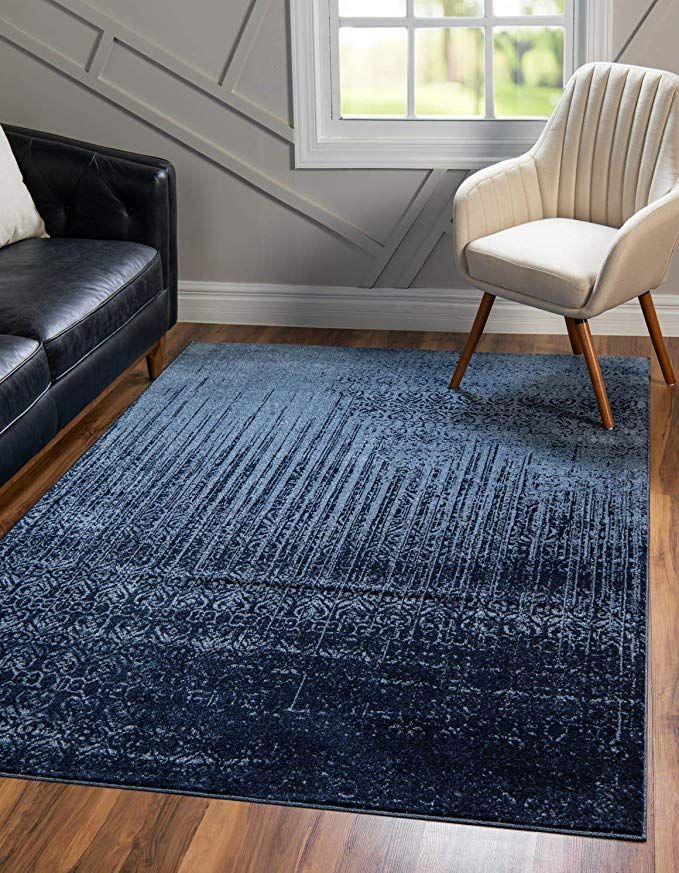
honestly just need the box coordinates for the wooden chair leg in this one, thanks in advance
[449,292,496,389]
[565,317,582,354]
[574,320,615,430]
[639,291,676,386]
[146,335,166,380]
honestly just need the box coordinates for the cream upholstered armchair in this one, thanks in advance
[451,62,679,429]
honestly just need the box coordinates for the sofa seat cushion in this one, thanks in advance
[0,335,51,434]
[465,218,618,310]
[0,238,163,380]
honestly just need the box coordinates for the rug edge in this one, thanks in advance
[0,769,647,842]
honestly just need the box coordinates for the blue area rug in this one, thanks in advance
[0,343,648,839]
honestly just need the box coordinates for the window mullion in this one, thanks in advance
[337,17,562,27]
[332,1,568,128]
[485,0,494,119]
[563,0,575,78]
[407,0,415,118]
[330,0,341,118]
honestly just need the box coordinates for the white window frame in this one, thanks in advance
[291,0,612,169]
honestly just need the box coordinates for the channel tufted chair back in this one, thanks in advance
[451,62,679,431]
[535,62,679,227]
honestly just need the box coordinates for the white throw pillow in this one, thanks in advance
[0,125,47,248]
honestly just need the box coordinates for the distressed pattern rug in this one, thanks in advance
[0,343,648,839]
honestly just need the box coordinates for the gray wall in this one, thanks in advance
[0,0,676,298]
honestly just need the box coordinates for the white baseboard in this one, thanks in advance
[178,281,679,336]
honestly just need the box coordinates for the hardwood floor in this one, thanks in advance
[0,323,676,873]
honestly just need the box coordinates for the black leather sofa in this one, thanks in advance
[0,126,177,489]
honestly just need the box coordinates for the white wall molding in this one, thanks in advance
[614,0,661,62]
[360,169,449,288]
[586,0,614,62]
[0,0,670,297]
[55,0,295,142]
[0,4,383,258]
[179,282,679,336]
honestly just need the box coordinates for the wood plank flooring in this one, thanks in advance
[0,323,676,873]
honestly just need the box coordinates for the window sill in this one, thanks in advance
[295,129,545,170]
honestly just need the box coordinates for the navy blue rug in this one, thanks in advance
[0,343,648,839]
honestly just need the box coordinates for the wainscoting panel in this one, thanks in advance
[0,0,676,311]
[0,0,101,68]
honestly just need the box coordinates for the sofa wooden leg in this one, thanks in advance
[146,335,166,380]
[449,292,496,389]
[574,320,615,430]
[639,291,676,386]
[565,317,582,354]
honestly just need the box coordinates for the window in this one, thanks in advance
[291,0,611,168]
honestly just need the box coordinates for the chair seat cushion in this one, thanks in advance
[466,218,618,310]
[0,334,51,434]
[0,238,163,380]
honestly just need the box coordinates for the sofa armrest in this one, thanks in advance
[3,125,178,326]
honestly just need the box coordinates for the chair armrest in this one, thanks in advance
[453,153,543,280]
[3,124,178,326]
[588,186,679,317]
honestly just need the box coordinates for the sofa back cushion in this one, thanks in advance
[0,125,46,248]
